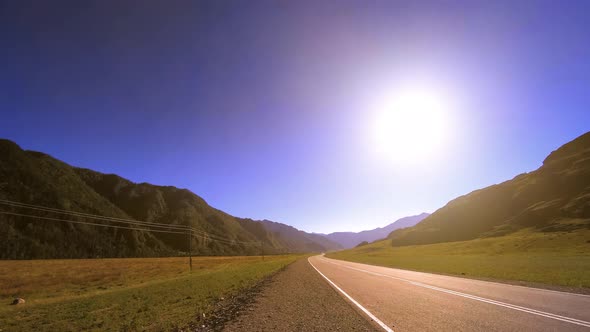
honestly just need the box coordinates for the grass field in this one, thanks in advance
[326,229,590,289]
[0,255,301,331]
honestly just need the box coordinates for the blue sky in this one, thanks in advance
[1,1,589,233]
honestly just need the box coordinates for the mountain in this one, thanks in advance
[259,220,342,253]
[0,139,341,259]
[389,131,590,246]
[321,213,429,248]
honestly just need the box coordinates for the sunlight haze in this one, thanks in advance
[369,79,456,167]
[2,1,589,233]
[1,2,589,331]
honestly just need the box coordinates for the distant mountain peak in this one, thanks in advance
[320,213,430,249]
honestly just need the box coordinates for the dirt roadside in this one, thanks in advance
[180,257,380,331]
[219,258,379,332]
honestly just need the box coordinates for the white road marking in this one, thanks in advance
[332,258,590,298]
[307,257,395,332]
[321,257,590,328]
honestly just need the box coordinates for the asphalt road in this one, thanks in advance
[308,255,590,332]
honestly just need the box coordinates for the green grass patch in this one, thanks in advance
[327,229,590,288]
[0,255,301,331]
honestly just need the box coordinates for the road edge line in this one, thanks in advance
[327,257,590,298]
[308,257,395,332]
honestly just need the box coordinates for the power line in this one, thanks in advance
[187,225,260,245]
[0,199,261,246]
[0,199,190,231]
[0,211,187,234]
[1,209,260,247]
[1,199,272,268]
[191,231,259,246]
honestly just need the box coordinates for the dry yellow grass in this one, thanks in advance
[0,255,301,331]
[1,256,256,304]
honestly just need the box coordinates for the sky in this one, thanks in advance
[1,1,589,233]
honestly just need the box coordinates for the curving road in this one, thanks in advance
[309,255,590,332]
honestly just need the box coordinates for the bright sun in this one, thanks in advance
[371,85,453,165]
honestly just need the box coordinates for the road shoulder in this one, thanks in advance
[221,257,379,332]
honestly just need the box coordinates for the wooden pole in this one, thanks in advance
[188,229,192,272]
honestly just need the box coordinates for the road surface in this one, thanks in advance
[309,255,590,332]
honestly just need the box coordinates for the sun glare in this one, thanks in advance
[371,85,453,166]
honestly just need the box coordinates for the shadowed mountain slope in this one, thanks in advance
[0,139,340,259]
[259,219,342,253]
[389,131,590,246]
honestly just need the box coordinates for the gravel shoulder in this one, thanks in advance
[221,257,379,332]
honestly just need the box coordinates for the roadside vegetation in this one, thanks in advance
[0,255,301,331]
[327,228,590,289]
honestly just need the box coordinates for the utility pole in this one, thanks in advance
[188,228,192,272]
[260,240,264,261]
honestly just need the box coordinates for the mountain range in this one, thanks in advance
[320,213,429,248]
[6,130,584,260]
[0,139,342,259]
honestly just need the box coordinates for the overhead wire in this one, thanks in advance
[0,211,187,234]
[0,199,189,230]
[0,199,262,247]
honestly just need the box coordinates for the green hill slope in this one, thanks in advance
[0,139,340,258]
[327,228,590,288]
[389,131,590,246]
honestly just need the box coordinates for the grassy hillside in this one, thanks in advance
[327,228,590,289]
[389,131,590,246]
[0,255,301,331]
[328,132,590,290]
[0,139,339,258]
